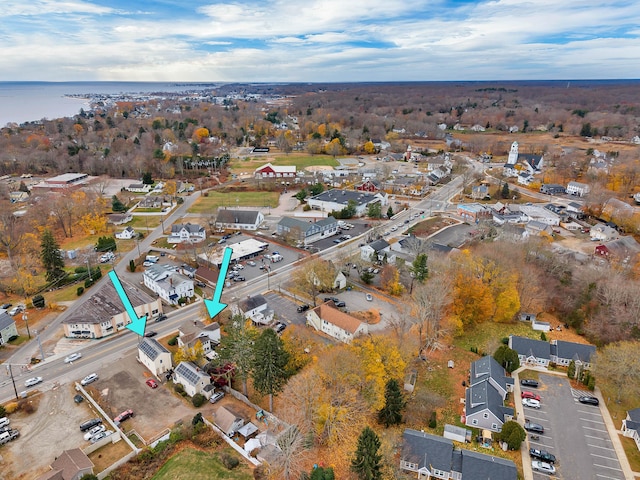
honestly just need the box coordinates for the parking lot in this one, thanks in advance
[519,373,625,480]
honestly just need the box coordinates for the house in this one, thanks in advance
[622,408,640,451]
[539,184,566,195]
[517,172,534,186]
[457,203,492,223]
[215,209,264,231]
[566,181,591,197]
[550,340,596,369]
[525,221,554,236]
[35,448,95,480]
[143,264,195,305]
[200,238,269,267]
[9,191,29,203]
[443,424,472,443]
[400,429,517,480]
[0,312,18,346]
[214,405,246,437]
[107,213,133,225]
[360,239,393,263]
[307,189,388,216]
[277,216,339,245]
[126,183,152,193]
[177,320,221,358]
[509,335,550,367]
[115,226,136,240]
[254,163,296,178]
[138,195,170,208]
[518,205,561,226]
[63,279,162,339]
[138,337,173,377]
[590,223,618,242]
[471,184,490,200]
[173,361,212,399]
[566,201,585,219]
[356,179,380,192]
[233,294,273,325]
[168,222,206,244]
[333,270,347,290]
[600,236,640,262]
[465,356,514,432]
[595,244,610,257]
[306,302,368,344]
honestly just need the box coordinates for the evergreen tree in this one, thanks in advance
[367,202,382,218]
[310,466,335,480]
[40,229,65,283]
[351,426,383,480]
[142,172,153,185]
[378,378,405,427]
[217,315,259,396]
[493,344,520,373]
[567,359,576,379]
[386,206,393,218]
[500,182,510,199]
[111,195,126,212]
[252,328,289,412]
[410,253,429,283]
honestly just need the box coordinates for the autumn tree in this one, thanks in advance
[173,340,205,364]
[363,140,376,154]
[380,265,403,296]
[0,208,26,266]
[411,278,452,355]
[378,378,405,427]
[272,425,307,480]
[351,426,383,480]
[594,341,640,403]
[325,138,345,157]
[216,315,259,396]
[40,229,65,283]
[292,258,337,306]
[252,328,290,412]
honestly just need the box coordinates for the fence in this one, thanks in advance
[202,416,261,467]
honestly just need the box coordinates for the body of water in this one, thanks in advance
[0,82,218,127]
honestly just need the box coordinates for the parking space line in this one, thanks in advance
[588,444,615,451]
[583,425,607,433]
[593,463,622,471]
[591,453,619,461]
[579,409,603,416]
[596,474,624,480]
[585,434,607,439]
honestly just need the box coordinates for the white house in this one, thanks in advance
[622,408,640,452]
[0,312,18,346]
[566,181,591,197]
[215,209,264,231]
[126,183,152,193]
[518,205,561,226]
[306,303,368,344]
[360,239,394,263]
[177,320,221,358]
[233,295,274,325]
[173,361,212,399]
[168,223,206,244]
[115,226,136,240]
[590,223,618,242]
[143,264,195,305]
[307,189,388,217]
[138,337,173,377]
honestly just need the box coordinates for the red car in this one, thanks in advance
[114,409,134,424]
[522,391,541,401]
[145,379,158,389]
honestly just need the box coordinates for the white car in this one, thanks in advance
[8,305,24,316]
[390,226,398,232]
[247,261,256,266]
[90,430,113,444]
[142,261,154,267]
[234,264,244,270]
[366,293,373,301]
[24,376,43,387]
[64,353,82,364]
[522,398,541,409]
[84,424,106,441]
[81,373,99,386]
[531,461,556,475]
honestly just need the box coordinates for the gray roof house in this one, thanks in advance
[307,189,388,216]
[277,216,338,245]
[168,222,206,244]
[622,408,640,452]
[0,311,18,346]
[233,294,274,325]
[216,209,264,231]
[214,405,246,437]
[173,361,212,399]
[509,335,551,367]
[550,340,596,369]
[465,357,514,432]
[400,429,517,480]
[360,239,394,263]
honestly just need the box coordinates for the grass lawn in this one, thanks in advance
[620,434,640,472]
[129,215,162,231]
[453,321,537,355]
[229,154,338,170]
[152,448,253,480]
[187,191,280,213]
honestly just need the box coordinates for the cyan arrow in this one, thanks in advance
[204,247,232,319]
[108,270,147,336]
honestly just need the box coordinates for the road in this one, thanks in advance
[1,165,471,403]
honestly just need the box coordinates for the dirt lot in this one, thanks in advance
[0,384,105,480]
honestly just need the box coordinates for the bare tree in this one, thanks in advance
[411,278,453,357]
[594,341,640,403]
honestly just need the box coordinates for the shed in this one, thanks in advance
[443,424,472,443]
[237,422,259,439]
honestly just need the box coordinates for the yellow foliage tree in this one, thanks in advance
[193,127,210,143]
[452,272,495,329]
[363,140,376,154]
[12,268,39,296]
[317,123,327,137]
[325,138,345,157]
[78,212,108,235]
[173,340,205,364]
[492,274,521,323]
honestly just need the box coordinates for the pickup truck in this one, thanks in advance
[529,448,556,464]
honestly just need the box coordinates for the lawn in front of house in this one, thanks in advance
[152,447,253,480]
[187,191,280,213]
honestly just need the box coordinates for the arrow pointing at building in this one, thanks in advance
[108,270,148,336]
[204,247,232,319]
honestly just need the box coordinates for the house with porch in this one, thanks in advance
[508,335,551,367]
[168,222,206,244]
[590,223,619,242]
[233,294,274,325]
[566,181,591,197]
[143,264,194,305]
[400,429,517,480]
[550,340,596,369]
[622,408,640,452]
[306,302,368,344]
[177,320,221,359]
[138,337,173,377]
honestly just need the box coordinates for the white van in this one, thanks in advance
[0,417,10,429]
[145,255,159,263]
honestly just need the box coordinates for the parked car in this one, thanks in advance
[578,396,599,406]
[324,297,345,307]
[74,394,84,404]
[366,293,373,301]
[144,330,158,338]
[90,430,113,444]
[210,391,225,404]
[247,261,256,266]
[521,391,541,401]
[142,261,154,267]
[145,379,158,389]
[64,352,82,363]
[522,398,541,409]
[530,448,556,463]
[233,276,246,282]
[521,378,539,388]
[155,314,168,322]
[296,304,310,313]
[531,460,556,475]
[195,281,207,288]
[79,418,102,432]
[8,305,25,316]
[84,425,106,441]
[81,373,99,386]
[24,376,43,387]
[0,303,11,310]
[274,322,287,334]
[114,409,134,424]
[524,422,544,434]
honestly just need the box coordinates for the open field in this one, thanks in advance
[151,448,253,480]
[187,191,280,213]
[229,154,339,171]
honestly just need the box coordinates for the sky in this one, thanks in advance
[1,0,639,82]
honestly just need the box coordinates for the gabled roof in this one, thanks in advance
[367,239,390,252]
[312,303,364,334]
[238,294,268,312]
[171,222,204,234]
[460,449,517,480]
[138,337,170,361]
[470,356,513,391]
[255,162,296,173]
[0,311,16,331]
[628,408,640,422]
[175,361,209,386]
[216,209,262,225]
[278,216,337,232]
[49,448,94,480]
[215,405,245,433]
[309,189,383,207]
[552,340,595,363]
[510,335,551,360]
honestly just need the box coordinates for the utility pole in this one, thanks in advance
[22,312,30,339]
[5,364,19,400]
[87,258,92,282]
